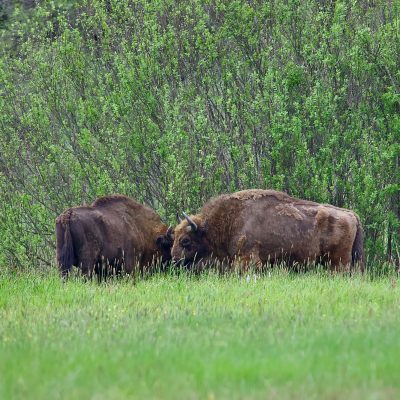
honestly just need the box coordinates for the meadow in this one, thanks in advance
[1,269,399,399]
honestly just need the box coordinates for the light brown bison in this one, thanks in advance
[56,195,173,277]
[172,189,364,272]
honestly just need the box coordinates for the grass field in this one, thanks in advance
[0,269,399,399]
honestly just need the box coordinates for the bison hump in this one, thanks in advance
[230,189,287,202]
[91,194,139,207]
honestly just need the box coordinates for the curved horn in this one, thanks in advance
[166,225,174,237]
[183,212,197,231]
[176,213,182,224]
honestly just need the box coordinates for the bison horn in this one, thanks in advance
[183,212,197,231]
[166,226,174,237]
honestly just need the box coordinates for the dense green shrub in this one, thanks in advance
[0,0,399,269]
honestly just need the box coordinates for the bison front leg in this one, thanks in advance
[329,250,352,273]
[236,246,263,273]
[233,236,262,272]
[121,248,140,276]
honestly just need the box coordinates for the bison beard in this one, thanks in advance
[55,195,173,278]
[172,189,364,272]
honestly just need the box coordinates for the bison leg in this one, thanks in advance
[79,259,96,278]
[329,250,352,273]
[77,248,98,278]
[121,248,138,275]
[237,246,263,272]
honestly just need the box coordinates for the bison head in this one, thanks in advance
[156,226,174,262]
[171,213,209,265]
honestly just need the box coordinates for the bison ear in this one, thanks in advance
[156,229,174,248]
[156,236,163,247]
[199,220,208,236]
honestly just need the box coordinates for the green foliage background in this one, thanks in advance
[0,0,399,269]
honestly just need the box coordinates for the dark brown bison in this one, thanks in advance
[56,195,173,277]
[172,189,364,272]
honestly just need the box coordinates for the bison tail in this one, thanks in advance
[351,215,365,272]
[56,216,75,277]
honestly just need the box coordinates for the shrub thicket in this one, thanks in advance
[0,0,399,269]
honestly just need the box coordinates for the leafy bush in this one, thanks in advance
[0,0,399,269]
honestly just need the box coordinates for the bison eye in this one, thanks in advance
[180,238,191,248]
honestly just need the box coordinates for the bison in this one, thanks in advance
[172,189,364,272]
[56,195,173,277]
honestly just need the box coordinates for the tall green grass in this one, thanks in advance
[0,269,399,399]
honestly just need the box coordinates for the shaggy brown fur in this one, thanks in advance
[172,189,364,272]
[55,195,173,277]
